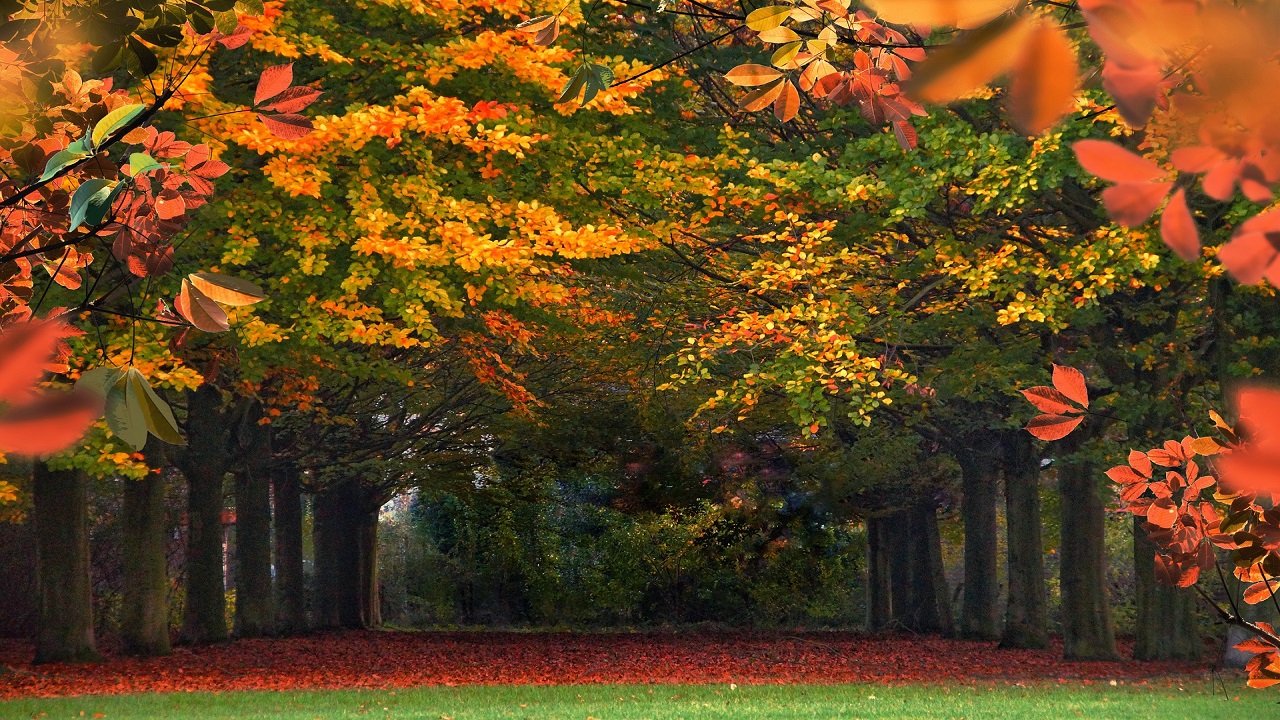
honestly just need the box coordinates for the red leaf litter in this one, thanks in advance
[0,631,1211,699]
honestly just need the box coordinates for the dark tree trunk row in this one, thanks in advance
[865,515,892,631]
[33,463,98,664]
[234,402,275,638]
[315,480,367,629]
[1000,432,1048,650]
[121,462,171,656]
[958,443,1000,641]
[1132,516,1201,660]
[176,384,231,645]
[273,460,307,635]
[1057,455,1118,660]
[867,499,952,635]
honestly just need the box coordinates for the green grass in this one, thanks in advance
[3,682,1275,720]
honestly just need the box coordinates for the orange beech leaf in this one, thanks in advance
[0,389,102,455]
[1051,364,1088,408]
[1217,387,1280,495]
[1025,413,1083,441]
[864,0,1019,30]
[774,81,800,122]
[0,318,65,403]
[1100,60,1164,127]
[739,78,787,112]
[259,86,323,114]
[514,14,556,33]
[1072,140,1164,184]
[1106,465,1148,485]
[175,278,230,333]
[724,64,784,87]
[1021,386,1077,415]
[1128,449,1153,477]
[1159,188,1200,261]
[187,272,266,307]
[1244,581,1278,606]
[1101,181,1173,227]
[1146,497,1178,528]
[1217,210,1280,285]
[258,113,314,140]
[1189,436,1221,456]
[1237,638,1280,654]
[893,121,918,151]
[254,63,294,106]
[904,14,1030,103]
[1007,22,1077,135]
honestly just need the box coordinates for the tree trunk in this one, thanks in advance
[358,509,381,628]
[923,498,954,636]
[865,515,892,631]
[33,463,98,664]
[273,460,306,635]
[905,500,949,634]
[1132,516,1200,660]
[234,404,274,638]
[887,507,914,630]
[1058,455,1118,660]
[1000,432,1048,649]
[958,446,1000,640]
[121,460,171,656]
[314,480,365,629]
[177,384,230,644]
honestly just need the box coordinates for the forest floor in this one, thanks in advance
[0,630,1223,699]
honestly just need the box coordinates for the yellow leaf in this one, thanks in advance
[188,272,267,306]
[746,5,792,32]
[725,64,785,87]
[757,26,802,44]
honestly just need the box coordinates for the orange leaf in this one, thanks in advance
[0,390,102,455]
[0,318,65,403]
[1051,364,1088,408]
[739,78,786,112]
[1244,581,1278,605]
[905,14,1030,103]
[1025,413,1083,441]
[724,64,784,87]
[258,113,313,140]
[1106,465,1148,485]
[254,63,294,106]
[1128,450,1153,477]
[1022,386,1078,414]
[774,81,800,122]
[1072,140,1164,184]
[1159,189,1200,261]
[863,0,1019,29]
[1007,22,1077,135]
[1146,497,1177,528]
[1101,181,1173,227]
[176,278,230,333]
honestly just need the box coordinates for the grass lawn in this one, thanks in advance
[1,682,1272,719]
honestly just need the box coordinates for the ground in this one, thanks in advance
[0,631,1264,719]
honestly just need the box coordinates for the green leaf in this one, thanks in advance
[68,178,119,231]
[557,66,587,104]
[127,152,165,177]
[126,369,184,446]
[235,0,265,16]
[581,64,614,105]
[91,103,146,148]
[214,9,239,35]
[104,373,147,450]
[40,147,90,181]
[74,367,124,397]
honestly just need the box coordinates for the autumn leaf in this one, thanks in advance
[1217,386,1280,495]
[904,14,1030,104]
[0,389,103,455]
[254,63,295,106]
[1051,364,1088,408]
[259,86,323,114]
[724,65,785,87]
[1159,188,1200,261]
[258,113,314,140]
[1006,22,1077,135]
[864,0,1020,30]
[176,278,230,333]
[1025,413,1083,441]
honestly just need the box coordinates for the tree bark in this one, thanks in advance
[865,515,892,631]
[1000,432,1048,649]
[1132,516,1200,660]
[1058,455,1118,660]
[358,509,381,628]
[121,456,171,656]
[234,403,274,638]
[33,463,98,664]
[314,480,365,629]
[905,500,949,635]
[176,384,230,644]
[887,507,914,630]
[273,460,306,635]
[958,445,1000,640]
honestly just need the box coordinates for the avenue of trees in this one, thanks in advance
[2,0,1280,688]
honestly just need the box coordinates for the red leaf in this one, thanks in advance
[254,63,295,106]
[1025,413,1083,441]
[1022,386,1078,414]
[258,113,314,140]
[1101,60,1163,128]
[1159,188,1200,261]
[1128,450,1153,477]
[1146,497,1178,529]
[1106,465,1148,485]
[260,86,323,114]
[1244,581,1278,606]
[1218,387,1280,494]
[1101,181,1173,227]
[0,389,102,455]
[1073,140,1164,183]
[0,318,66,403]
[1051,364,1089,408]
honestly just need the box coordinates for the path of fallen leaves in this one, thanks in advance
[0,631,1213,699]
